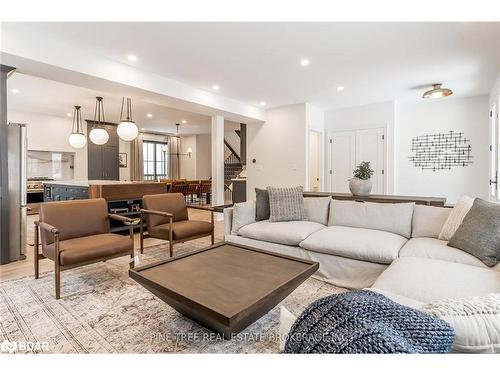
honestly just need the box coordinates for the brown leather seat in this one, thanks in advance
[149,220,214,241]
[44,233,133,266]
[141,193,215,256]
[35,198,135,299]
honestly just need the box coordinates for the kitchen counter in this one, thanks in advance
[43,180,152,187]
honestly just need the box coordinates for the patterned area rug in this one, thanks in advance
[0,239,345,353]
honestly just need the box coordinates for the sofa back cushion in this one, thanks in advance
[411,205,451,238]
[39,198,109,245]
[329,200,415,238]
[231,200,256,235]
[304,197,331,225]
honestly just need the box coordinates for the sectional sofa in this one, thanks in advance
[223,197,500,352]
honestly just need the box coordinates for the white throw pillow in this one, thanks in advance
[411,205,451,238]
[438,195,474,241]
[279,306,297,352]
[231,200,256,235]
[421,293,500,353]
[304,197,331,225]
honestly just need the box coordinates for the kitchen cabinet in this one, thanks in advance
[87,121,119,180]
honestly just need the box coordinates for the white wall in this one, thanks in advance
[195,134,212,180]
[246,103,307,199]
[8,111,88,180]
[397,95,490,204]
[179,135,197,179]
[324,101,397,193]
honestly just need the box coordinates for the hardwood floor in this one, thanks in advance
[0,208,225,282]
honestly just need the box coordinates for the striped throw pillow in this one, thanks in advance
[267,186,306,222]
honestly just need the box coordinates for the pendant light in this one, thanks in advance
[422,83,453,99]
[68,105,87,149]
[89,96,109,145]
[117,97,139,141]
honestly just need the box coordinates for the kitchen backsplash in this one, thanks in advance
[28,150,75,180]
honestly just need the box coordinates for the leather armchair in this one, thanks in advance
[34,198,135,299]
[140,193,214,257]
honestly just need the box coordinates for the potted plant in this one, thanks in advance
[349,161,374,196]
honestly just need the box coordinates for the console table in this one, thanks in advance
[303,192,447,206]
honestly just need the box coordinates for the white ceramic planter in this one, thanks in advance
[349,178,372,196]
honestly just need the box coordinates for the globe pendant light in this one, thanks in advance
[89,96,109,145]
[117,97,139,141]
[68,105,87,149]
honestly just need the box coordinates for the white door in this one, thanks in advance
[329,131,356,193]
[490,102,499,201]
[309,131,321,191]
[355,128,386,194]
[329,128,386,194]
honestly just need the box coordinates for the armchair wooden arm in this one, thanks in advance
[109,214,137,240]
[35,220,60,234]
[140,209,174,218]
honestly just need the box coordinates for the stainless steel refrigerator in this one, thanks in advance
[6,122,27,261]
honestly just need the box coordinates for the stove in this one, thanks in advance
[27,177,54,192]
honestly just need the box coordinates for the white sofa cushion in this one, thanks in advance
[411,205,451,238]
[400,237,500,271]
[238,220,325,246]
[372,257,500,303]
[299,226,407,264]
[421,293,500,353]
[329,200,415,238]
[438,195,474,240]
[304,197,331,225]
[231,200,256,235]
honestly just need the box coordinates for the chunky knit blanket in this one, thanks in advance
[284,290,454,354]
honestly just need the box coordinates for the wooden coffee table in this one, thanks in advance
[129,242,319,338]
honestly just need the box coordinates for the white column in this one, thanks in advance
[211,115,225,219]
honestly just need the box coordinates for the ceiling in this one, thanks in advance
[3,22,499,110]
[7,74,240,134]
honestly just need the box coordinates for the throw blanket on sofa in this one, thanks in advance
[284,290,454,354]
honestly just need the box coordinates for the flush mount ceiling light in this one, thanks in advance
[300,58,310,67]
[212,84,220,90]
[68,105,87,149]
[422,83,453,99]
[89,96,109,145]
[117,97,139,141]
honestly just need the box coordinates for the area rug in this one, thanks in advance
[0,239,346,354]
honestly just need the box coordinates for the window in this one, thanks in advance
[143,141,168,180]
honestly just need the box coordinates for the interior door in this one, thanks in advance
[355,128,386,194]
[490,102,499,201]
[329,131,356,193]
[309,131,321,191]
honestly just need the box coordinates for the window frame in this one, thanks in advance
[143,140,169,181]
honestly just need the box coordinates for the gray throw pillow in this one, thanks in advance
[267,186,306,222]
[255,188,270,221]
[447,198,500,267]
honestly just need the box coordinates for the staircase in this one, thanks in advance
[224,132,244,202]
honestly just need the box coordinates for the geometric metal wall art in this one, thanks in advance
[409,130,473,171]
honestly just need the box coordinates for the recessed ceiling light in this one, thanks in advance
[127,54,137,62]
[181,119,187,124]
[300,58,310,67]
[336,85,345,92]
[66,113,72,117]
[11,88,20,94]
[212,84,220,90]
[146,113,153,118]
[259,101,267,106]
[141,127,145,131]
